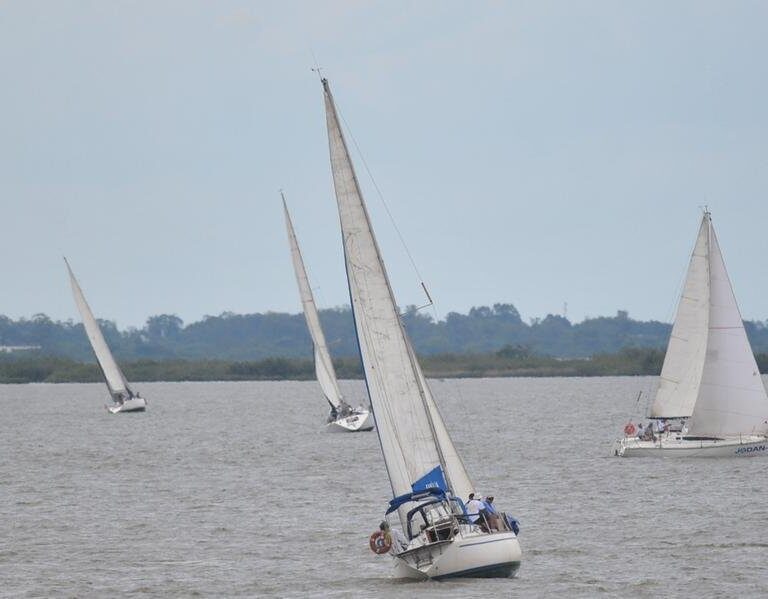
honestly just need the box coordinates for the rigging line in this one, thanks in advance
[334,101,437,320]
[310,50,323,80]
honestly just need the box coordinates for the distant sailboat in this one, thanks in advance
[282,194,373,432]
[64,258,146,414]
[614,211,768,457]
[321,77,521,579]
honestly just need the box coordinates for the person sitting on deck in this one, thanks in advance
[483,496,501,531]
[643,425,656,441]
[636,423,645,439]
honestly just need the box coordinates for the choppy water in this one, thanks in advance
[2,377,768,597]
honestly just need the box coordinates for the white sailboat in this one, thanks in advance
[64,258,146,414]
[282,194,373,432]
[321,77,521,579]
[614,211,768,457]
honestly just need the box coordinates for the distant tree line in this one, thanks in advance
[2,346,768,384]
[4,304,768,364]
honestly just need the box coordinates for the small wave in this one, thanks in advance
[692,542,768,549]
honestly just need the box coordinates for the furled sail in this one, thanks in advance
[686,217,768,436]
[650,216,710,418]
[65,258,132,401]
[322,78,470,523]
[282,196,345,410]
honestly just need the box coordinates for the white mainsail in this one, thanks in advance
[687,219,768,436]
[322,78,472,523]
[650,216,710,418]
[64,258,132,401]
[282,196,345,410]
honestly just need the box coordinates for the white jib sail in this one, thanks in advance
[323,78,449,519]
[687,218,768,436]
[650,214,710,419]
[64,258,131,400]
[282,197,345,410]
[408,337,474,501]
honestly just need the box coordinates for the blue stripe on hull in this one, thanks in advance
[431,560,521,580]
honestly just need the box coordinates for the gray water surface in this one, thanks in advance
[2,377,767,597]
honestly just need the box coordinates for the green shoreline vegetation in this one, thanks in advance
[3,346,768,385]
[5,306,768,363]
[3,305,768,384]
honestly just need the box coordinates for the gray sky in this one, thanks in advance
[2,1,767,329]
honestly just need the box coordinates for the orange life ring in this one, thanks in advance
[369,530,392,555]
[624,423,636,436]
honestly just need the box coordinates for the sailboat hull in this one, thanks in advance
[393,531,521,580]
[613,434,768,457]
[326,410,374,432]
[107,397,147,414]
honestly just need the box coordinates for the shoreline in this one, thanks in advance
[1,348,766,384]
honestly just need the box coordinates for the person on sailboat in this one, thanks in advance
[379,521,408,555]
[465,493,484,524]
[483,496,501,531]
[636,423,645,439]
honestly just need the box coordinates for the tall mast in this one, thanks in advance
[322,77,452,518]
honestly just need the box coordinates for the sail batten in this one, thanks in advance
[322,78,471,525]
[64,259,131,401]
[282,198,345,409]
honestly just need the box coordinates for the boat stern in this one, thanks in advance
[326,409,374,432]
[107,397,147,414]
[395,531,521,580]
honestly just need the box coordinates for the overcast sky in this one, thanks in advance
[2,1,767,329]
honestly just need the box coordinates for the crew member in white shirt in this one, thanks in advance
[466,492,484,524]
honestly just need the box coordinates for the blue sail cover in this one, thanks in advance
[386,465,448,514]
[412,465,448,494]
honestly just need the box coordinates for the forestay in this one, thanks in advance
[650,216,710,419]
[686,218,768,436]
[322,78,469,524]
[65,259,132,401]
[282,197,345,409]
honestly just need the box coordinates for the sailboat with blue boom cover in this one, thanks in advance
[320,77,521,579]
